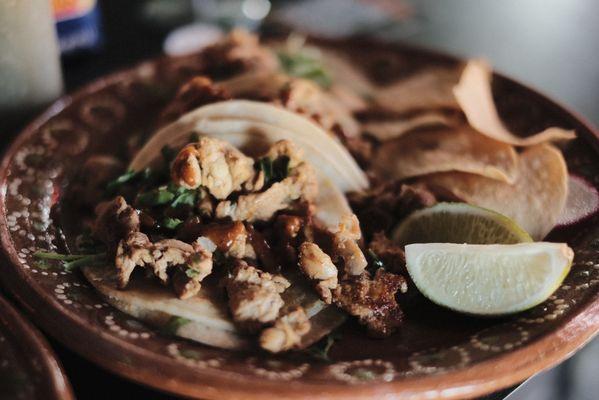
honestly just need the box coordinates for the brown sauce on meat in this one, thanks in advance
[200,221,246,252]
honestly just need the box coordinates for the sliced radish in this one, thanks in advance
[556,175,599,227]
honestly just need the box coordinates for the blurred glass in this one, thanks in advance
[0,0,63,129]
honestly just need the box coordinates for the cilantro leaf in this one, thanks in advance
[277,51,332,88]
[162,217,183,230]
[137,189,175,206]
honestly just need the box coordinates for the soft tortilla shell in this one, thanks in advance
[421,144,568,240]
[82,265,346,350]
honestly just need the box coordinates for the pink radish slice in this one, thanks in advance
[556,175,599,227]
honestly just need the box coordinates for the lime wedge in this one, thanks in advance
[393,202,532,246]
[405,242,574,315]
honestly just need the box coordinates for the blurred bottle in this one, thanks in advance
[0,0,64,130]
[53,0,103,56]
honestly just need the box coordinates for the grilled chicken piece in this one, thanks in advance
[215,140,317,223]
[225,261,290,332]
[298,242,338,304]
[333,268,407,337]
[93,196,140,254]
[259,307,311,353]
[172,244,214,299]
[171,137,255,200]
[332,214,367,276]
[114,233,214,299]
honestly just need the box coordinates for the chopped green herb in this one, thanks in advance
[162,217,183,230]
[106,167,158,193]
[256,156,290,186]
[162,316,191,335]
[272,156,290,182]
[277,51,332,88]
[137,189,175,206]
[106,170,138,192]
[367,249,385,269]
[185,268,200,278]
[171,190,197,208]
[33,251,106,271]
[256,157,274,182]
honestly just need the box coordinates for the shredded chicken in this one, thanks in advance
[333,268,407,337]
[93,196,140,253]
[332,214,367,276]
[114,232,214,299]
[298,242,338,304]
[225,261,290,331]
[171,137,255,199]
[216,163,317,222]
[259,307,311,353]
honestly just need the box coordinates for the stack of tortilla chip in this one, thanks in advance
[359,59,575,240]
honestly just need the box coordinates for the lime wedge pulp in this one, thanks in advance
[393,202,532,246]
[405,242,574,315]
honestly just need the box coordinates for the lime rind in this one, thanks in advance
[393,202,532,246]
[405,242,573,315]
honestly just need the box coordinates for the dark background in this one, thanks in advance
[3,1,598,399]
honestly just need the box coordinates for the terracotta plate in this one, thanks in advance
[0,39,598,400]
[0,294,73,400]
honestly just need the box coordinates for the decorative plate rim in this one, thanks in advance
[0,38,598,400]
[0,294,75,400]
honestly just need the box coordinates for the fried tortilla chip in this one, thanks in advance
[374,66,463,114]
[373,125,519,183]
[453,60,576,145]
[363,111,456,141]
[421,144,568,240]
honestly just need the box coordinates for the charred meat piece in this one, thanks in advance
[93,196,140,254]
[333,268,407,337]
[349,182,437,239]
[158,76,230,126]
[298,242,338,304]
[259,307,311,353]
[368,232,407,275]
[332,214,367,276]
[171,137,255,199]
[224,261,290,332]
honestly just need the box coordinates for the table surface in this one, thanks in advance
[2,0,597,399]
